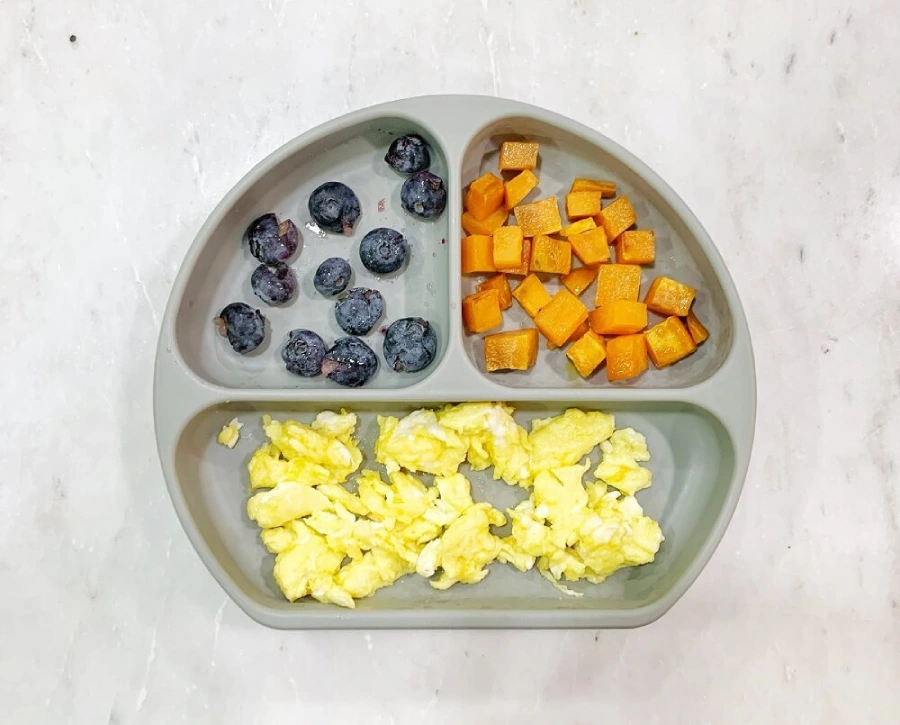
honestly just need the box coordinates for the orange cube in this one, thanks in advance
[616,230,656,265]
[492,226,524,269]
[566,330,607,378]
[598,196,637,239]
[595,264,642,308]
[499,141,539,171]
[514,197,563,237]
[606,334,649,382]
[530,235,572,275]
[534,289,589,348]
[561,265,598,297]
[462,207,508,236]
[566,191,603,220]
[560,217,597,237]
[589,300,648,335]
[644,276,696,317]
[548,319,591,349]
[465,172,505,221]
[512,273,552,317]
[462,289,503,334]
[461,235,496,274]
[476,273,513,310]
[484,328,539,372]
[644,316,697,368]
[685,309,710,345]
[570,178,617,197]
[504,169,538,208]
[570,227,610,266]
[498,237,531,276]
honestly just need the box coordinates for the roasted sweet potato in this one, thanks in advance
[644,276,696,316]
[598,196,637,239]
[569,227,610,266]
[462,289,503,334]
[561,265,598,297]
[565,191,603,220]
[504,169,538,208]
[498,237,531,276]
[615,230,655,265]
[534,289,589,347]
[461,234,496,274]
[514,197,563,237]
[530,234,572,275]
[560,217,597,238]
[485,328,539,371]
[499,141,539,171]
[462,206,508,236]
[685,309,709,344]
[570,178,617,197]
[512,273,552,317]
[476,273,513,310]
[589,300,648,335]
[492,225,524,269]
[595,264,642,307]
[606,333,648,382]
[566,330,607,377]
[644,316,697,368]
[465,172,505,221]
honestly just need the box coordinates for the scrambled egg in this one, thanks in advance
[237,404,663,608]
[216,418,243,448]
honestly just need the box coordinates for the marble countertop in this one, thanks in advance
[2,0,898,722]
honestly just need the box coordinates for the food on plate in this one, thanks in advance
[216,418,243,448]
[308,181,361,235]
[560,265,597,297]
[568,226,610,266]
[246,212,300,264]
[322,337,378,387]
[644,316,697,368]
[214,302,266,354]
[498,237,531,276]
[504,169,538,208]
[644,276,696,317]
[570,178,617,197]
[375,408,468,477]
[462,289,503,333]
[534,289,589,348]
[461,206,508,236]
[546,320,590,350]
[358,227,408,274]
[560,217,596,238]
[281,329,327,377]
[492,226,524,269]
[512,273,552,318]
[589,300,648,335]
[401,170,447,219]
[465,172,505,221]
[615,230,655,265]
[530,234,572,275]
[476,274,513,310]
[484,329,538,371]
[334,287,384,335]
[513,196,563,237]
[250,262,297,305]
[313,257,352,297]
[498,141,539,171]
[595,263,641,308]
[605,333,649,382]
[685,309,709,345]
[598,196,637,239]
[594,427,652,495]
[566,330,607,378]
[382,317,437,373]
[384,134,430,174]
[461,234,496,274]
[565,190,603,220]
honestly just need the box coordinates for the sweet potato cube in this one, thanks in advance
[606,334,649,382]
[499,141,539,171]
[561,265,598,296]
[498,237,531,276]
[644,316,697,368]
[589,300,648,335]
[530,235,572,275]
[566,330,607,378]
[492,226,524,269]
[616,230,656,265]
[465,172,505,221]
[595,264,642,308]
[534,289,589,348]
[570,178,617,197]
[599,196,637,239]
[685,309,710,344]
[462,289,503,334]
[461,235,496,274]
[514,197,562,237]
[462,206,508,236]
[546,319,590,350]
[485,328,539,372]
[504,169,538,208]
[560,217,596,238]
[566,191,603,220]
[644,276,696,316]
[476,273,513,310]
[569,227,610,266]
[512,273,552,317]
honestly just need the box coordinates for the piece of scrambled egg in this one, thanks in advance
[216,418,243,448]
[238,403,662,608]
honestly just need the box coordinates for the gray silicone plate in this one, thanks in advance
[153,95,756,629]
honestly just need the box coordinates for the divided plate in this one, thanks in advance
[153,95,756,629]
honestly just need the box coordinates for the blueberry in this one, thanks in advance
[322,337,378,387]
[281,329,326,377]
[359,228,408,274]
[401,171,447,220]
[308,182,361,235]
[214,302,265,354]
[384,134,430,174]
[251,263,297,305]
[383,317,438,373]
[246,213,300,264]
[314,257,352,297]
[334,287,384,336]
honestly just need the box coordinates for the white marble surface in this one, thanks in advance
[1,0,898,722]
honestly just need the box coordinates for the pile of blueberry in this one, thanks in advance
[213,134,445,387]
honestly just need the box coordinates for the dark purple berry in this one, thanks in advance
[401,171,447,220]
[308,182,361,235]
[282,329,326,377]
[334,288,384,336]
[383,317,438,373]
[250,263,297,305]
[314,257,352,297]
[322,337,378,387]
[359,228,408,274]
[384,134,430,174]
[214,302,265,354]
[246,213,300,264]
